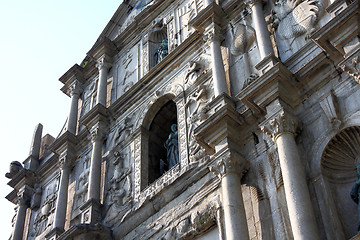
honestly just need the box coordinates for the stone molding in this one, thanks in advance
[203,23,223,43]
[90,124,107,143]
[261,109,299,142]
[58,153,74,170]
[17,186,32,206]
[96,56,113,71]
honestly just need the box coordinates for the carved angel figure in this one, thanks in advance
[270,0,325,39]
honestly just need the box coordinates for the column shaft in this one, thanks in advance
[12,203,27,240]
[97,67,108,106]
[210,40,228,97]
[222,173,249,240]
[276,133,319,240]
[88,137,103,201]
[68,93,80,134]
[251,1,273,59]
[53,167,70,230]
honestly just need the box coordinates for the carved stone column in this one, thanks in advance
[261,103,320,240]
[210,152,250,240]
[88,125,105,201]
[205,24,228,97]
[249,0,273,60]
[12,187,31,240]
[67,81,82,134]
[52,155,73,233]
[96,56,112,106]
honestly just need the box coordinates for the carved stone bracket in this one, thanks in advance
[260,107,300,142]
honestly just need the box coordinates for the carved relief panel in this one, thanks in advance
[116,47,139,97]
[30,177,59,239]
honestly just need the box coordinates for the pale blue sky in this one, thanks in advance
[0,1,121,237]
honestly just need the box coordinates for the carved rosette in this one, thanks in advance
[209,153,249,179]
[261,111,299,142]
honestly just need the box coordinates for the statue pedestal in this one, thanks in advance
[351,233,360,240]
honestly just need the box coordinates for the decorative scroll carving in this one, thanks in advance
[69,80,83,97]
[204,24,223,43]
[96,56,112,71]
[261,111,299,142]
[319,90,342,129]
[270,0,325,40]
[209,153,249,179]
[341,55,360,85]
[90,125,106,143]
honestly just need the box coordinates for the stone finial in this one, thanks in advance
[5,161,23,179]
[29,123,43,159]
[209,151,249,179]
[260,110,300,142]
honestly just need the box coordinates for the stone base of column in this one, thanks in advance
[45,227,64,240]
[255,54,279,76]
[351,233,360,240]
[80,199,102,225]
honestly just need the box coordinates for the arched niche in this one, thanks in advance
[148,22,168,69]
[321,126,360,238]
[141,94,178,189]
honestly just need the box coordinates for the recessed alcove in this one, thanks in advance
[148,100,177,184]
[139,94,179,190]
[321,126,360,238]
[149,24,168,69]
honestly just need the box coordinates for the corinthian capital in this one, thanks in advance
[59,153,74,170]
[90,125,106,143]
[209,151,249,179]
[69,81,83,97]
[204,24,223,43]
[260,110,299,142]
[17,187,32,207]
[96,56,112,71]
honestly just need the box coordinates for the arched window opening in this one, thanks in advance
[149,22,168,69]
[148,100,178,185]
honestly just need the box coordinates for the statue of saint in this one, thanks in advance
[164,124,179,169]
[155,39,168,64]
[351,164,360,233]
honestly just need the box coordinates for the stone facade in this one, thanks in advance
[5,0,360,239]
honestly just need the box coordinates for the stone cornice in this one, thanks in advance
[50,130,78,156]
[194,94,246,154]
[7,168,36,190]
[59,64,85,85]
[239,62,299,115]
[87,37,118,61]
[190,2,227,33]
[311,0,359,63]
[80,103,109,130]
